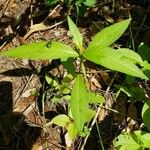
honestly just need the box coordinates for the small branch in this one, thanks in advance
[22,20,65,42]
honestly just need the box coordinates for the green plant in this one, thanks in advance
[1,16,149,147]
[114,130,150,150]
[113,43,150,150]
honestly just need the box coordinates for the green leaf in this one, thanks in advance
[71,74,88,132]
[115,130,150,149]
[138,43,150,61]
[63,95,71,101]
[85,109,96,123]
[62,58,76,77]
[61,87,70,95]
[84,0,96,6]
[50,114,70,127]
[1,41,78,60]
[87,18,131,50]
[133,130,150,148]
[117,48,143,64]
[87,91,105,104]
[62,74,74,84]
[126,75,135,85]
[142,61,150,70]
[67,16,83,51]
[67,123,78,140]
[141,132,150,148]
[130,87,145,101]
[45,74,53,85]
[114,132,143,150]
[142,100,150,131]
[83,47,148,79]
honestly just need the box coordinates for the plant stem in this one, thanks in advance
[81,61,89,89]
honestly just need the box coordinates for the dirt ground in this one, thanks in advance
[0,0,150,149]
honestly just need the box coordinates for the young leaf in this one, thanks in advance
[67,16,83,51]
[1,41,78,60]
[50,114,70,127]
[142,100,150,131]
[117,48,143,64]
[87,18,131,50]
[83,47,148,79]
[71,74,88,132]
[87,91,105,104]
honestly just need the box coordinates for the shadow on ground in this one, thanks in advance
[0,81,41,150]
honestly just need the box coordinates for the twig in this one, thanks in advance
[22,4,64,42]
[22,20,65,41]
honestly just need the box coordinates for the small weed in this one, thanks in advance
[1,16,150,149]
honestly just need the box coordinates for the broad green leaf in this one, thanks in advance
[117,48,143,64]
[142,100,150,131]
[50,114,70,127]
[87,18,131,50]
[67,123,78,140]
[141,132,150,148]
[83,47,148,79]
[87,91,105,104]
[1,41,78,60]
[133,130,150,148]
[114,133,143,150]
[71,74,88,132]
[67,16,83,51]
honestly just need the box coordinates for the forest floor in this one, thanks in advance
[0,0,150,149]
